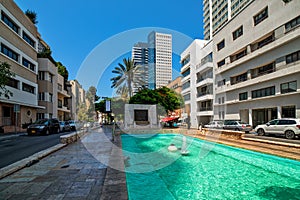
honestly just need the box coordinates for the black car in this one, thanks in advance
[27,119,60,135]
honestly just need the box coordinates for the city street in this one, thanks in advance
[0,132,73,168]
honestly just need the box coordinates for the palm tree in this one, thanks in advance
[110,58,144,98]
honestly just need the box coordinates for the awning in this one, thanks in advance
[161,117,179,122]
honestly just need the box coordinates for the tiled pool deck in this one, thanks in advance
[0,127,299,199]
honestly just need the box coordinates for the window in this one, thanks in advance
[37,113,45,120]
[183,94,190,101]
[38,92,45,101]
[1,43,19,62]
[231,72,247,85]
[182,69,190,77]
[257,34,274,49]
[217,79,226,87]
[217,40,225,51]
[181,55,190,67]
[22,83,35,94]
[217,59,225,67]
[1,11,19,33]
[239,92,248,101]
[281,81,297,94]
[49,93,53,102]
[231,49,247,62]
[254,7,268,26]
[282,106,296,118]
[201,52,213,65]
[285,15,300,32]
[6,78,19,89]
[252,62,275,78]
[22,58,35,71]
[49,74,53,83]
[58,99,63,108]
[38,71,45,80]
[252,86,275,99]
[232,26,243,40]
[286,50,300,64]
[22,32,35,48]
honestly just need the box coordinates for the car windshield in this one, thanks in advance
[34,119,48,125]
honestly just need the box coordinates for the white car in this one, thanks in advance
[255,118,300,139]
[204,121,224,129]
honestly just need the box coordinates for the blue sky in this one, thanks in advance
[15,0,204,97]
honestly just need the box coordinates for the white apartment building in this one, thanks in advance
[0,0,41,132]
[213,0,300,127]
[181,39,212,129]
[148,32,172,89]
[203,0,252,40]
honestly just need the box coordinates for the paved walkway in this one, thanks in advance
[0,127,128,200]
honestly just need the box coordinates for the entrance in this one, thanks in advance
[252,108,277,128]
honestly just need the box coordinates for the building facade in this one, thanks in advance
[203,0,252,40]
[132,42,148,94]
[0,0,41,132]
[69,80,86,121]
[213,0,300,127]
[180,39,211,129]
[148,31,172,89]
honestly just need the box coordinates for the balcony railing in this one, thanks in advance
[199,107,213,112]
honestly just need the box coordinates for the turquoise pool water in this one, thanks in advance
[121,134,300,200]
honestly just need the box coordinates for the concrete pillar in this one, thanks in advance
[277,106,282,119]
[249,109,253,126]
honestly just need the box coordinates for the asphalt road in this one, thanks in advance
[0,132,73,168]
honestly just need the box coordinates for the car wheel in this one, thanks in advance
[257,129,265,136]
[235,128,239,131]
[285,130,295,139]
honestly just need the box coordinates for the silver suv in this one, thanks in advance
[255,118,300,139]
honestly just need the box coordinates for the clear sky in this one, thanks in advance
[15,0,204,97]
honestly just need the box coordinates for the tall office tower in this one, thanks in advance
[131,42,148,94]
[147,31,172,89]
[203,0,252,40]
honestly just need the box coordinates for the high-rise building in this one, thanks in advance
[203,0,252,40]
[148,31,172,89]
[132,42,148,94]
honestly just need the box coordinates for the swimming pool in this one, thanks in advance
[121,134,300,200]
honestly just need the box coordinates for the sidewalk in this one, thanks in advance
[0,127,128,200]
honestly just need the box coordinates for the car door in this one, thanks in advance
[265,119,279,134]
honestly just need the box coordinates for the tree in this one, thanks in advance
[56,62,69,81]
[25,10,38,24]
[110,58,144,98]
[156,87,184,113]
[129,87,184,114]
[0,62,15,99]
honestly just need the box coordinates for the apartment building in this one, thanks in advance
[57,74,71,121]
[0,0,41,132]
[148,31,172,89]
[167,76,183,118]
[213,0,300,127]
[203,0,252,40]
[69,80,86,121]
[180,39,211,129]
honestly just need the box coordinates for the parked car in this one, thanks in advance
[68,120,79,131]
[27,119,60,135]
[223,120,252,133]
[204,121,224,129]
[59,121,71,132]
[255,118,300,139]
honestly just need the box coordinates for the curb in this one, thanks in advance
[242,137,300,148]
[0,133,27,141]
[0,143,66,179]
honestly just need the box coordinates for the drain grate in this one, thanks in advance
[61,164,70,168]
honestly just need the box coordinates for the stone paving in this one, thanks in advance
[0,127,128,200]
